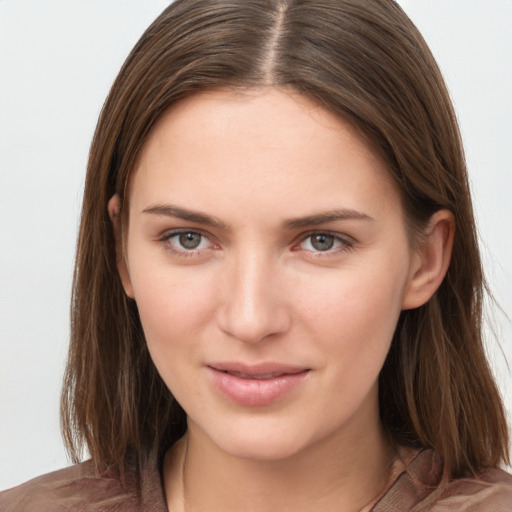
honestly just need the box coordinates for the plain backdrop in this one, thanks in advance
[1,0,511,490]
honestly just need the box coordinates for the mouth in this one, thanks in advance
[208,361,309,378]
[206,362,310,406]
[220,370,296,380]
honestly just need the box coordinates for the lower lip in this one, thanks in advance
[207,368,309,407]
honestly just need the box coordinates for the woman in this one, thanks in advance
[1,0,511,510]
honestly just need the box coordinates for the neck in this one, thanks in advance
[164,417,403,512]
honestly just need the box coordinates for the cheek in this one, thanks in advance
[129,267,221,406]
[297,257,409,373]
[128,258,217,356]
[304,261,405,329]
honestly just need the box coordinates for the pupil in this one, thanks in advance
[179,232,201,249]
[312,234,334,251]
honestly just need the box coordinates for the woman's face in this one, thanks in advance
[117,88,420,461]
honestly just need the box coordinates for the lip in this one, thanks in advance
[207,362,310,407]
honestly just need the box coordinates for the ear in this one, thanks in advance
[108,194,134,298]
[402,210,455,310]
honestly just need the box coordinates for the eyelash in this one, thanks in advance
[159,229,214,257]
[295,231,355,255]
[158,229,354,257]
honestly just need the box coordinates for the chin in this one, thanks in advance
[219,434,310,462]
[194,415,323,463]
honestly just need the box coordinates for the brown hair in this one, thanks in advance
[61,0,509,478]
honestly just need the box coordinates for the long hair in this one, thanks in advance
[61,0,509,478]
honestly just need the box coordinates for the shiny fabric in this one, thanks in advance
[1,449,511,511]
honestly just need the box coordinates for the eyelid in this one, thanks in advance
[157,227,355,256]
[158,227,207,241]
[293,230,356,253]
[158,228,217,255]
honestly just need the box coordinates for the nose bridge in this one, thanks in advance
[217,244,289,344]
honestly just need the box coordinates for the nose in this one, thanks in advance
[216,250,291,344]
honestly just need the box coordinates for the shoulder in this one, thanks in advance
[0,461,134,512]
[376,449,512,512]
[0,458,167,512]
[419,466,512,512]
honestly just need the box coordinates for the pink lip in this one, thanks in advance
[207,362,310,407]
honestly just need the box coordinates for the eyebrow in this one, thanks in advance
[142,204,229,230]
[142,204,373,230]
[282,209,374,229]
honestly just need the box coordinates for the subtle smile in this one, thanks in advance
[207,363,310,407]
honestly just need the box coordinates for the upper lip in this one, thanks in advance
[207,362,310,378]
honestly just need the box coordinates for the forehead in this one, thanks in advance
[128,87,401,221]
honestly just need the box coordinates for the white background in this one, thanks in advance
[1,0,511,490]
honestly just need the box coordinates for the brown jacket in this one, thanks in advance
[1,450,511,511]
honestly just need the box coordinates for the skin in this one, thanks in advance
[109,88,454,512]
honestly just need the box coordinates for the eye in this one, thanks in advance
[162,230,211,253]
[298,232,352,253]
[176,232,205,250]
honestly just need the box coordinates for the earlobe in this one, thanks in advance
[402,210,455,310]
[108,194,135,299]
